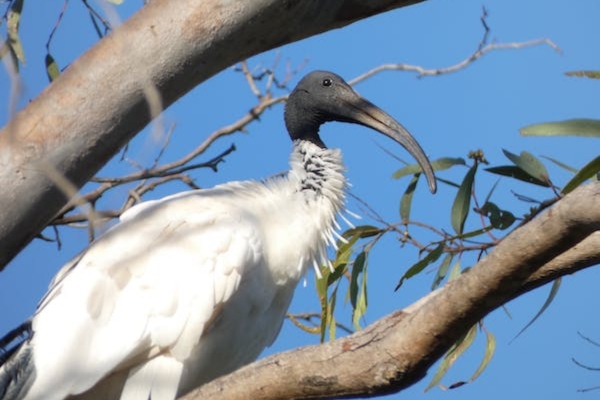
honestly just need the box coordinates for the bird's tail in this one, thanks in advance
[0,321,35,400]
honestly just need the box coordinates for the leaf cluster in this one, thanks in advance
[317,110,600,389]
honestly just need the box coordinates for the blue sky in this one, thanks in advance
[1,0,599,398]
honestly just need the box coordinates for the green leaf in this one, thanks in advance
[436,176,461,189]
[520,119,600,138]
[326,262,347,287]
[541,156,577,173]
[454,226,493,240]
[451,163,477,235]
[328,291,337,341]
[392,157,466,179]
[485,166,549,187]
[470,327,496,382]
[350,252,366,309]
[425,324,477,391]
[350,252,368,330]
[478,202,516,230]
[502,149,550,184]
[431,254,453,290]
[431,157,467,170]
[392,165,422,180]
[317,273,329,343]
[45,53,60,82]
[448,259,462,280]
[400,174,419,222]
[565,70,600,79]
[512,278,561,341]
[395,243,444,290]
[342,225,381,240]
[562,155,600,194]
[6,0,26,65]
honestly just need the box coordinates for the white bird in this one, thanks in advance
[0,71,436,400]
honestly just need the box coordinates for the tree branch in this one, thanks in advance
[181,182,600,399]
[0,0,427,270]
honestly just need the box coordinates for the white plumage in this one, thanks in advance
[0,71,435,400]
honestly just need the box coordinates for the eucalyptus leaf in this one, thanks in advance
[392,157,466,179]
[400,174,419,222]
[512,278,561,342]
[502,149,550,184]
[521,119,600,138]
[565,70,600,79]
[395,243,444,290]
[451,164,477,234]
[485,166,549,187]
[45,53,60,82]
[562,155,600,194]
[425,324,477,391]
[431,254,453,290]
[6,0,26,65]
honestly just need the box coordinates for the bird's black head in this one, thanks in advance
[284,70,437,193]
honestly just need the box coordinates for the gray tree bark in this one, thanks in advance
[0,0,425,270]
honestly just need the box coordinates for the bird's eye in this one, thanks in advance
[322,78,332,87]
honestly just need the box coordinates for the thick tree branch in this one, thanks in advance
[182,182,600,399]
[0,0,427,270]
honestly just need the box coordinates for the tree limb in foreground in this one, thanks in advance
[182,182,600,399]
[0,0,427,270]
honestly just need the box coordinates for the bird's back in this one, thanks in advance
[1,180,316,400]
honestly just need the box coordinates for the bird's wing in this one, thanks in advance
[26,190,264,400]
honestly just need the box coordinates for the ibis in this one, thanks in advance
[0,70,436,400]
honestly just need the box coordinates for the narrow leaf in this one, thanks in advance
[562,155,600,194]
[350,252,368,330]
[485,166,549,187]
[512,278,561,341]
[454,226,493,240]
[326,263,347,287]
[349,252,366,309]
[45,53,60,82]
[437,176,461,189]
[541,156,577,173]
[395,243,444,290]
[425,324,477,391]
[7,0,26,64]
[392,165,422,180]
[392,157,466,179]
[431,254,453,290]
[352,267,368,330]
[448,259,462,280]
[470,328,496,382]
[520,119,600,138]
[451,164,477,235]
[342,225,381,240]
[565,70,600,79]
[400,174,419,222]
[316,268,330,342]
[502,149,550,184]
[328,291,337,341]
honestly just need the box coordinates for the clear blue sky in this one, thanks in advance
[1,0,599,399]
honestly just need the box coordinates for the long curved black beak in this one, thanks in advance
[339,93,437,194]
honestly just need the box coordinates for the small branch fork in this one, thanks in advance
[349,8,561,85]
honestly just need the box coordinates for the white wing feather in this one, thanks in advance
[24,190,264,400]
